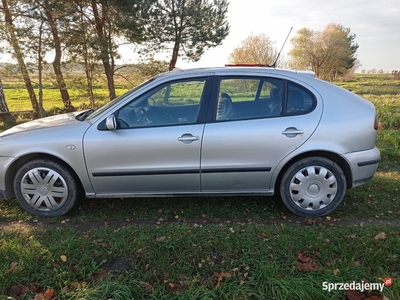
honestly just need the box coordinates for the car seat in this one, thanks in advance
[216,92,234,120]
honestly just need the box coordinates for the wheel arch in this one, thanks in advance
[5,153,84,199]
[274,150,353,194]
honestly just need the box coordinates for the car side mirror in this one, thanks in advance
[105,114,117,131]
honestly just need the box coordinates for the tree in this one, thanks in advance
[34,0,74,110]
[67,0,101,106]
[116,0,230,71]
[0,77,16,124]
[289,23,359,81]
[0,0,40,115]
[229,33,280,66]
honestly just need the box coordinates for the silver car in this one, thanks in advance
[0,67,380,217]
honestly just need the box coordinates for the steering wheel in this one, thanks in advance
[139,107,152,125]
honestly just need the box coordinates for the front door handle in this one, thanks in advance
[178,134,200,143]
[282,127,304,138]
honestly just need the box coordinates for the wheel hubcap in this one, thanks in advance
[20,167,68,211]
[289,166,337,210]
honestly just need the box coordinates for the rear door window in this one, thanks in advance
[215,77,284,121]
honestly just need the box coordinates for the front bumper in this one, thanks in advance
[343,146,380,188]
[0,190,8,199]
[0,156,15,200]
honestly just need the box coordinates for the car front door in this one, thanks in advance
[83,77,211,196]
[200,76,322,193]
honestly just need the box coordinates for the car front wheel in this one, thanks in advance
[280,157,346,217]
[14,159,80,217]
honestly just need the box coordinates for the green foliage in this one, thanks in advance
[289,23,359,81]
[229,33,278,66]
[115,0,230,70]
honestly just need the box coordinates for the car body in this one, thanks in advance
[0,67,380,217]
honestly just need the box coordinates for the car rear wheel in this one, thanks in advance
[14,159,80,217]
[280,157,346,217]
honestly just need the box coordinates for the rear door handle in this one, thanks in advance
[178,134,200,143]
[282,127,304,138]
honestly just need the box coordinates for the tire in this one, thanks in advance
[13,159,80,217]
[280,157,346,217]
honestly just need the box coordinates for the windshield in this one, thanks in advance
[85,77,156,121]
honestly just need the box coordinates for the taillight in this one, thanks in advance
[374,114,379,130]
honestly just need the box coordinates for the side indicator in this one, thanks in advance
[65,145,76,150]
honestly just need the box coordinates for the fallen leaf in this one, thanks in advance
[43,288,55,300]
[353,260,361,266]
[60,255,67,262]
[374,232,386,240]
[142,282,153,292]
[212,272,232,288]
[296,252,318,272]
[333,268,340,275]
[89,269,110,281]
[71,282,82,289]
[10,285,29,299]
[326,216,331,220]
[5,261,18,274]
[156,236,166,242]
[136,248,143,254]
[297,252,311,263]
[33,293,43,300]
[174,215,179,220]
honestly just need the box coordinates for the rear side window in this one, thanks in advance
[286,82,316,115]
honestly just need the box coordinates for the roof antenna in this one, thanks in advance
[271,26,293,68]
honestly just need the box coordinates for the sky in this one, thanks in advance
[170,0,400,72]
[1,0,398,72]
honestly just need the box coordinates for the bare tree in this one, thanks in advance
[0,78,16,124]
[0,0,40,115]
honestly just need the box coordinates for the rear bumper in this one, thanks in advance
[343,146,380,188]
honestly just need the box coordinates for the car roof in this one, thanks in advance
[155,67,315,80]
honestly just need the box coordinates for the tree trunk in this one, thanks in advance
[45,11,72,111]
[84,62,95,108]
[38,21,45,118]
[0,79,16,124]
[92,0,116,100]
[168,40,180,71]
[2,0,39,115]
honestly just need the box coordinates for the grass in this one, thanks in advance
[0,73,399,299]
[1,223,399,299]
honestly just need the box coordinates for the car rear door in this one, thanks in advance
[200,76,323,193]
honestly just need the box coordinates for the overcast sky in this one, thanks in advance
[174,0,400,72]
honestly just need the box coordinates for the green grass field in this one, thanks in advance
[0,73,399,299]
